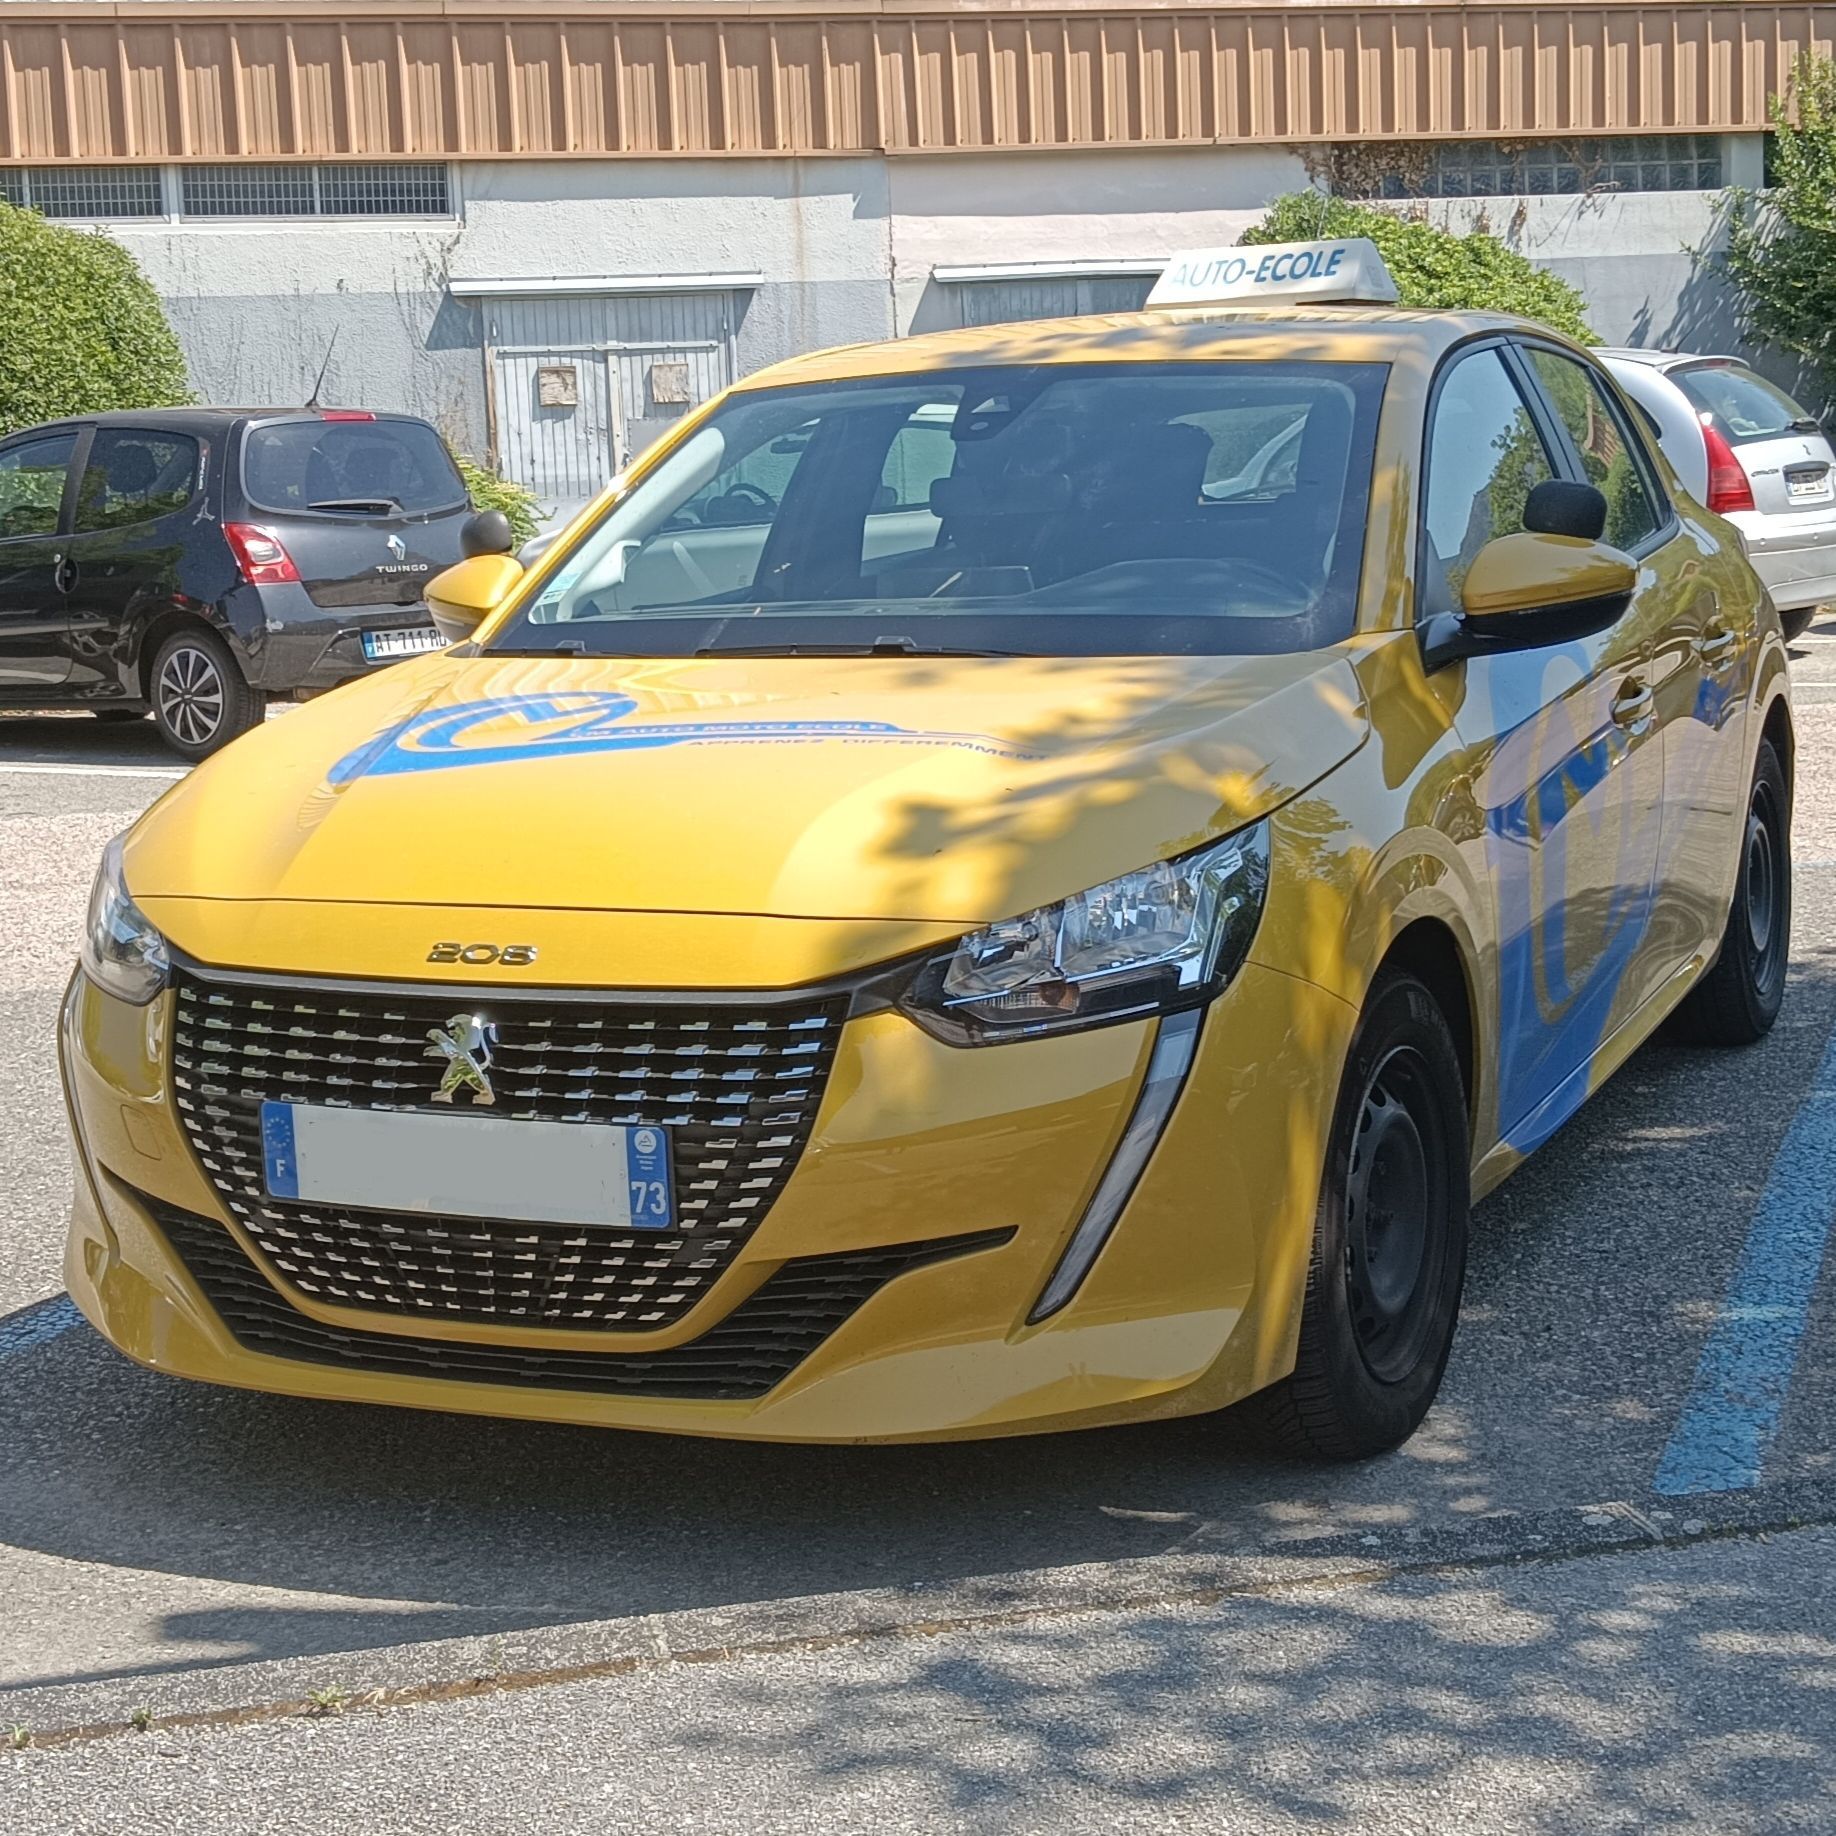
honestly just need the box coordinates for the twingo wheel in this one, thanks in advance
[149,628,262,762]
[1670,738,1790,1047]
[1238,968,1470,1460]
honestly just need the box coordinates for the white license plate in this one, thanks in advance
[259,1102,674,1231]
[362,626,444,661]
[1787,472,1831,502]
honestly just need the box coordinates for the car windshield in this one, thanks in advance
[242,417,466,516]
[1670,363,1817,447]
[486,360,1387,659]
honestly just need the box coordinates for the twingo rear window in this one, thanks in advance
[241,417,466,516]
[1670,363,1815,447]
[485,360,1389,660]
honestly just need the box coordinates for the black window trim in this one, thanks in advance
[1503,335,1679,559]
[1413,333,1561,630]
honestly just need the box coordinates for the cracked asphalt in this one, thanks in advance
[4,616,1836,1832]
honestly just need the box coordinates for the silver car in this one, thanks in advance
[1603,349,1836,639]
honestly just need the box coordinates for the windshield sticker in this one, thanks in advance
[326,691,1042,782]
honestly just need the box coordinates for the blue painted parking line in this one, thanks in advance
[1655,1025,1836,1496]
[0,1295,81,1361]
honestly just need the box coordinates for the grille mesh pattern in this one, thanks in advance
[170,973,846,1331]
[7,164,164,218]
[145,1194,1010,1401]
[180,162,449,218]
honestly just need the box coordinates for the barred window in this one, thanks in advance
[180,162,450,219]
[1340,135,1723,200]
[0,166,163,219]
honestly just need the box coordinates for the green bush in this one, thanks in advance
[0,203,190,436]
[1726,53,1836,396]
[1241,194,1597,343]
[453,455,543,547]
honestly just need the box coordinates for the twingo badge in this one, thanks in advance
[1145,237,1399,311]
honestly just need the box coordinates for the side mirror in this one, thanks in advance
[425,553,525,644]
[460,509,515,558]
[1419,482,1635,672]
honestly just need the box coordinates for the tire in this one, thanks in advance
[1238,969,1470,1460]
[149,628,262,761]
[1780,606,1817,643]
[89,708,146,724]
[1670,739,1790,1046]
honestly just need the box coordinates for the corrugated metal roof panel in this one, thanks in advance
[2,4,1831,163]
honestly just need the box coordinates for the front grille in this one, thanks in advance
[144,1194,1010,1400]
[170,972,847,1331]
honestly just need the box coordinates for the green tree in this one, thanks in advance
[0,203,190,435]
[1725,52,1836,394]
[1242,193,1597,344]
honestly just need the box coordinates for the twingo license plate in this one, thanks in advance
[362,626,444,661]
[259,1102,674,1230]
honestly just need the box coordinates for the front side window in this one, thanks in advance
[490,361,1388,659]
[1521,348,1664,552]
[242,418,465,517]
[0,431,77,540]
[1421,350,1556,615]
[74,430,200,533]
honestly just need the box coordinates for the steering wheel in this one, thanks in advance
[720,482,777,513]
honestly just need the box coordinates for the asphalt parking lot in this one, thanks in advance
[5,646,1836,1832]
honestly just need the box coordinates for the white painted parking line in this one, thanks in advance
[0,1295,81,1361]
[1655,1026,1836,1496]
[0,761,184,780]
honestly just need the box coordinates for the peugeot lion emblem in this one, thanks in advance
[386,531,407,562]
[424,1013,497,1105]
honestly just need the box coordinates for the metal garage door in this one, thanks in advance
[484,291,738,508]
[954,275,1156,328]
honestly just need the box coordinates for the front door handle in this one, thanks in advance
[1611,679,1655,733]
[1694,625,1736,668]
[53,554,77,593]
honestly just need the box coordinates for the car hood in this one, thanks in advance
[124,649,1368,925]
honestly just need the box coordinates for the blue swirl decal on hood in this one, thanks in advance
[327,692,1040,783]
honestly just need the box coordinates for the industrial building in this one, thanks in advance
[0,2,1825,511]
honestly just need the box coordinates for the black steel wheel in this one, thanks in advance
[1238,969,1470,1460]
[1672,738,1790,1046]
[149,629,262,761]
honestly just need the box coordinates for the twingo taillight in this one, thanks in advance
[223,521,301,586]
[1700,414,1756,514]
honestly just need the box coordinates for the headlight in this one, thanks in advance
[82,836,169,1005]
[901,822,1270,1044]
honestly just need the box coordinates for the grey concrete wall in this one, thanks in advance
[102,139,1782,492]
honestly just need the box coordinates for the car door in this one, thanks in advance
[0,427,82,690]
[62,425,205,690]
[1517,341,1751,980]
[1423,343,1665,1156]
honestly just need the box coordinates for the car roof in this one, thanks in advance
[2,407,436,439]
[738,304,1549,392]
[1597,346,1746,372]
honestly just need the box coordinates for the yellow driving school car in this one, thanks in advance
[62,239,1791,1458]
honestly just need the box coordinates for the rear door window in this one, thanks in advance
[0,431,78,539]
[1670,364,1815,446]
[242,418,465,516]
[74,429,200,532]
[1520,348,1666,552]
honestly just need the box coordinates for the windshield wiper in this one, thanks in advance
[310,497,404,514]
[694,636,1016,659]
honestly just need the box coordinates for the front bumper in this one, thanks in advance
[59,957,1352,1442]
